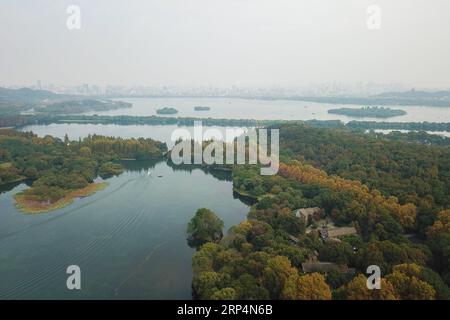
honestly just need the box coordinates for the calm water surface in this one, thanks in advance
[81,97,450,123]
[0,161,249,299]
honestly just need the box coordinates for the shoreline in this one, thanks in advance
[14,182,108,214]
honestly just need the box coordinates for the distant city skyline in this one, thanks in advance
[1,81,413,97]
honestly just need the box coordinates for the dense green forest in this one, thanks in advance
[347,121,450,132]
[0,129,166,210]
[190,124,450,300]
[276,125,450,208]
[371,130,450,147]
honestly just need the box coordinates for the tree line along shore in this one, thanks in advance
[1,113,450,133]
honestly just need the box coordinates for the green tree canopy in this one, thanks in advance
[187,208,224,249]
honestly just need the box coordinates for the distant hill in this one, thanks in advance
[35,99,132,114]
[0,87,131,121]
[276,90,450,107]
[0,87,64,103]
[373,89,450,100]
[0,87,80,118]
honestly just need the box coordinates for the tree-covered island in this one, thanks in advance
[194,106,211,111]
[328,106,407,118]
[156,107,178,115]
[0,129,166,213]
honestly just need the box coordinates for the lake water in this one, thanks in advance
[0,161,249,299]
[81,97,450,123]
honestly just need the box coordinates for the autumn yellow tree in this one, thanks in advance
[386,264,436,300]
[282,273,332,300]
[263,256,298,299]
[337,274,398,300]
[279,162,417,229]
[427,210,450,237]
[79,146,92,157]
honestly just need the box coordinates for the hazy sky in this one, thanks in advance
[1,0,450,88]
